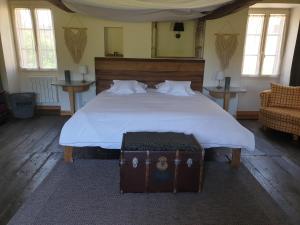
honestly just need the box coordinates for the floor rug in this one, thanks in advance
[8,160,291,225]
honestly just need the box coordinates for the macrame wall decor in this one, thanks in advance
[215,33,238,70]
[63,16,87,64]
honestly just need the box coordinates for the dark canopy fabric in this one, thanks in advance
[62,0,234,21]
[290,22,300,86]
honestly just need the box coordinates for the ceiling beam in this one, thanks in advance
[201,0,263,21]
[46,0,73,13]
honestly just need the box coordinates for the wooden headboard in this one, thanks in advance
[95,57,205,94]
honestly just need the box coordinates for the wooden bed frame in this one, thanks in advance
[94,57,205,93]
[64,57,241,168]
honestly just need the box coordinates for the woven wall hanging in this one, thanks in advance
[63,15,87,64]
[215,33,238,70]
[64,27,87,64]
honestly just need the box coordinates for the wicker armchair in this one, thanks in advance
[259,84,300,141]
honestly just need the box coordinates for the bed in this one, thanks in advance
[60,58,255,168]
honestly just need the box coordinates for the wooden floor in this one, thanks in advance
[0,116,299,225]
[0,116,66,225]
[240,120,300,225]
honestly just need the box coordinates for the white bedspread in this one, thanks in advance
[59,90,255,151]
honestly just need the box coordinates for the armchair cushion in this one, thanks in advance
[269,83,300,109]
[260,107,300,126]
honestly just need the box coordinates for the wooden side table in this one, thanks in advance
[52,81,95,115]
[204,87,246,112]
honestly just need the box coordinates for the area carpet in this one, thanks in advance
[8,160,290,225]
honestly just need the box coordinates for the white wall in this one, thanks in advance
[281,6,300,84]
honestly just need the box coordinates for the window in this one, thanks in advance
[242,9,288,77]
[14,8,57,70]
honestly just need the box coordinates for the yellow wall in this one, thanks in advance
[6,0,300,111]
[52,4,152,81]
[203,9,249,87]
[104,27,123,56]
[203,3,299,111]
[0,0,18,93]
[156,20,196,57]
[9,0,152,74]
[55,7,151,109]
[9,0,152,110]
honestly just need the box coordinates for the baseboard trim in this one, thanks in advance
[236,111,259,120]
[36,105,61,116]
[60,111,72,116]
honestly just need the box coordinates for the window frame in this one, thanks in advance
[11,6,58,72]
[241,8,290,78]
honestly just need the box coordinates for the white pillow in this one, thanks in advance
[107,80,147,95]
[138,81,148,89]
[113,80,147,90]
[156,80,195,96]
[155,82,169,93]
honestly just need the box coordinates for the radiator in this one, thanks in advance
[29,76,58,105]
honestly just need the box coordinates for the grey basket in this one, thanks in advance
[10,92,36,119]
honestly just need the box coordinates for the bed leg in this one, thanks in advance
[64,146,73,163]
[231,148,241,169]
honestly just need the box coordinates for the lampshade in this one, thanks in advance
[215,71,225,81]
[79,65,88,74]
[173,22,184,32]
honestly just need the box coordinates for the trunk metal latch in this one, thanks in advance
[187,158,193,168]
[132,157,139,168]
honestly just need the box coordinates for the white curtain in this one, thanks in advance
[62,0,234,21]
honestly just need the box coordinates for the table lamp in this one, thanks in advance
[215,71,224,89]
[79,65,88,83]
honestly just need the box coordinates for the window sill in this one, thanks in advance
[20,68,58,72]
[241,75,279,79]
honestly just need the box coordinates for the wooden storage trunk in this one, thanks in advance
[120,132,204,193]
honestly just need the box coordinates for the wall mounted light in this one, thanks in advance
[173,22,184,39]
